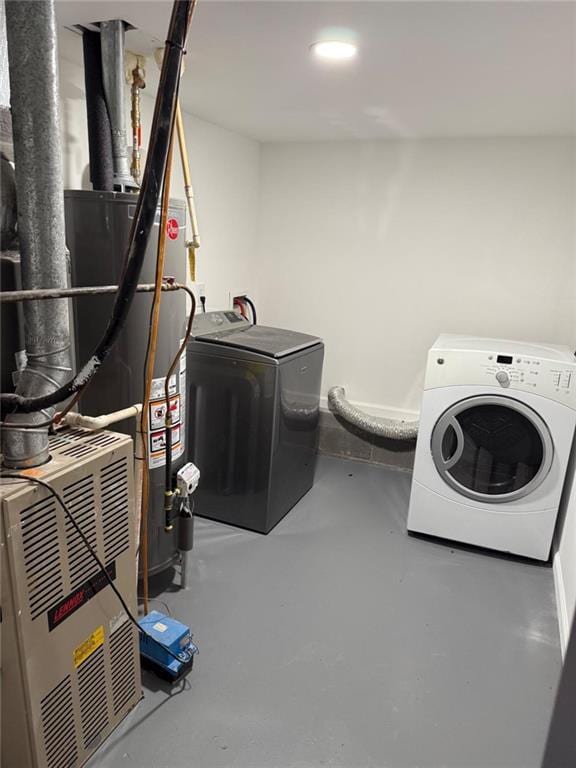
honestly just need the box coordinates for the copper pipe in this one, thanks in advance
[138,130,176,613]
[130,60,146,185]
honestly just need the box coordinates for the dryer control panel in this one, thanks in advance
[425,344,576,408]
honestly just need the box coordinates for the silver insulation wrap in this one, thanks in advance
[328,386,419,440]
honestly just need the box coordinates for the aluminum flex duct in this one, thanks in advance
[3,0,72,468]
[328,386,419,440]
[100,19,134,189]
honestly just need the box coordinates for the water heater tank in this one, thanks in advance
[64,190,187,576]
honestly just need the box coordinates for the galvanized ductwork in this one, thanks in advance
[328,385,419,440]
[0,1,8,109]
[100,19,134,190]
[2,0,73,468]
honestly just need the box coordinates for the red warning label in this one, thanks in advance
[149,394,180,431]
[149,394,182,467]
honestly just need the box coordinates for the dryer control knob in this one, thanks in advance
[496,371,510,387]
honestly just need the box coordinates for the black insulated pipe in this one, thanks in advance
[82,29,113,191]
[0,0,195,415]
[179,505,194,551]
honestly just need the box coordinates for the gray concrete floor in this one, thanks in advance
[91,456,561,768]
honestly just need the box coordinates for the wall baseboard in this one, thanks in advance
[319,395,419,422]
[553,553,570,658]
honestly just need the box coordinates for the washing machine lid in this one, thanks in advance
[193,312,322,358]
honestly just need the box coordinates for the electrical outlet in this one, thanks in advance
[229,289,248,310]
[189,281,206,312]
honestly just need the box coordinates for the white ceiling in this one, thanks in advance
[56,0,576,141]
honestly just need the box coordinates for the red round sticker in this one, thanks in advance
[166,218,179,240]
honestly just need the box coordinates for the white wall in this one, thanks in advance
[257,136,576,654]
[256,139,575,418]
[555,135,576,651]
[58,29,261,310]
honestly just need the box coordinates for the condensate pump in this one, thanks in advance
[138,610,198,681]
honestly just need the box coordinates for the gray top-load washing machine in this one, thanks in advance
[186,311,324,533]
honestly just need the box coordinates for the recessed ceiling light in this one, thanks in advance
[311,40,358,61]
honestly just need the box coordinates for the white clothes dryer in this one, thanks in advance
[407,335,576,560]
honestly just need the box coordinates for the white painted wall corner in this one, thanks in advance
[553,553,570,658]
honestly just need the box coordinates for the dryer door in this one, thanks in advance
[431,395,553,503]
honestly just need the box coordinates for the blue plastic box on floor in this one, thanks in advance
[138,610,198,682]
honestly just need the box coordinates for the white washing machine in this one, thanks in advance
[407,335,576,560]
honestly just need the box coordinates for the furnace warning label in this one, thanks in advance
[73,625,105,668]
[148,371,185,469]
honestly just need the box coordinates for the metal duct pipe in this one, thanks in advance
[0,2,9,108]
[328,386,419,440]
[0,281,188,303]
[100,19,133,189]
[3,0,73,468]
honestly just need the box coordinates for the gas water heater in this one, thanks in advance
[65,190,187,575]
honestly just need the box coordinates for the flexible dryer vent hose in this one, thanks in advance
[328,386,419,441]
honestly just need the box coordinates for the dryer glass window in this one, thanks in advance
[431,396,553,502]
[444,404,543,495]
[441,426,458,463]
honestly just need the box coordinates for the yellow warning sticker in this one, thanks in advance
[73,625,105,668]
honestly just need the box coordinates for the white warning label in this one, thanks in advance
[148,366,186,469]
[150,374,177,400]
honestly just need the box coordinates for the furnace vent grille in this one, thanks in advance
[63,475,99,590]
[78,645,109,750]
[21,496,64,620]
[101,458,131,563]
[49,428,97,459]
[110,620,138,715]
[49,427,123,460]
[40,675,78,768]
[88,432,123,448]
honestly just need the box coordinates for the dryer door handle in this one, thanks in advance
[440,418,465,471]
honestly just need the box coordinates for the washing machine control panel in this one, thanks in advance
[192,310,251,337]
[427,347,576,407]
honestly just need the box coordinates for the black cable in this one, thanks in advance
[0,472,190,665]
[164,408,173,529]
[244,296,257,325]
[0,0,195,416]
[163,287,196,531]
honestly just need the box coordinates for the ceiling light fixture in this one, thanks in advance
[311,40,358,61]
